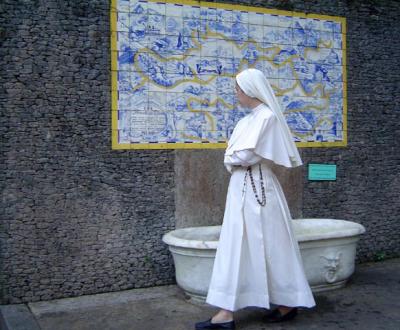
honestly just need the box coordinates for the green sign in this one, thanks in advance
[308,164,337,181]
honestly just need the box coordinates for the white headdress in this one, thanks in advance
[235,68,302,167]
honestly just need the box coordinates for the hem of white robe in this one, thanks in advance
[269,289,316,309]
[206,290,270,312]
[206,289,316,312]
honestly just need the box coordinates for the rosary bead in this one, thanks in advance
[244,164,266,206]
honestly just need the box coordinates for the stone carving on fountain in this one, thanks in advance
[321,252,342,283]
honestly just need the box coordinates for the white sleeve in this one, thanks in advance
[224,149,263,167]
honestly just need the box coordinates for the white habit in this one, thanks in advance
[205,103,316,311]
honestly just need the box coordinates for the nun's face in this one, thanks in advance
[235,83,251,107]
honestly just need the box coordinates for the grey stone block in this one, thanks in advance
[0,304,40,330]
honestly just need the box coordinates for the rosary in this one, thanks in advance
[243,164,267,206]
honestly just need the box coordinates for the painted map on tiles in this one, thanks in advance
[111,0,347,149]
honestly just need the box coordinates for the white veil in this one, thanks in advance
[236,68,302,167]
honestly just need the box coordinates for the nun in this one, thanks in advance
[195,69,316,330]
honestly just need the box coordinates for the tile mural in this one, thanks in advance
[111,0,347,149]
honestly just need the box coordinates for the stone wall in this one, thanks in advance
[300,0,400,263]
[1,0,399,304]
[0,0,176,304]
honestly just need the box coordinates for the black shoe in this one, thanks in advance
[264,307,298,323]
[195,318,235,329]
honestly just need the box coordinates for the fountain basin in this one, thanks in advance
[162,218,366,302]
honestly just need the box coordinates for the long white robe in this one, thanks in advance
[205,104,316,311]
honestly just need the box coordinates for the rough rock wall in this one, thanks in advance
[1,0,399,304]
[0,0,175,304]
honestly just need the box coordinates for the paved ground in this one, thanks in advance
[1,258,399,330]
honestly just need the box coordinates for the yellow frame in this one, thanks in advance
[110,0,347,149]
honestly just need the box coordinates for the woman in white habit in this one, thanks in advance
[195,69,315,330]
